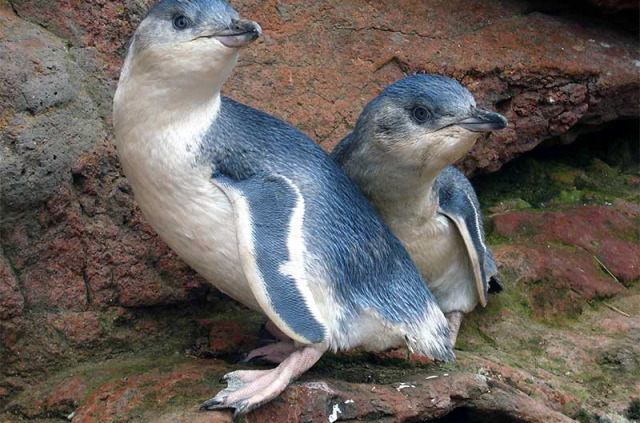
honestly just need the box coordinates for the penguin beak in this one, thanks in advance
[206,19,262,48]
[457,108,508,132]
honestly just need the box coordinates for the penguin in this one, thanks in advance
[332,74,508,345]
[113,1,453,416]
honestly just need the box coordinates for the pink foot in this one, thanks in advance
[201,345,326,417]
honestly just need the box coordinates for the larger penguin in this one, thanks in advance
[332,75,508,345]
[113,0,453,416]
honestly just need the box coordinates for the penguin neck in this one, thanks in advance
[113,47,238,147]
[341,139,441,225]
[366,168,440,226]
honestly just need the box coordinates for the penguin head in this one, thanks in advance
[352,74,507,174]
[125,0,261,85]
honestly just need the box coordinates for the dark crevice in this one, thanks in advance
[374,56,409,75]
[535,119,640,170]
[7,0,20,17]
[81,267,92,309]
[428,406,521,423]
[521,0,638,36]
[472,118,640,210]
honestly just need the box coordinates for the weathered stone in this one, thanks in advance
[7,358,576,423]
[0,250,23,320]
[494,244,624,318]
[7,0,640,174]
[47,312,104,346]
[492,206,640,283]
[0,12,106,214]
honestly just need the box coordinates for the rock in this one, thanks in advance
[6,356,575,423]
[492,206,640,283]
[0,249,24,320]
[588,0,639,12]
[248,372,574,423]
[0,11,107,214]
[6,0,640,174]
[494,244,624,318]
[47,312,104,346]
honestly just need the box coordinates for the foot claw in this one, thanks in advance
[201,346,325,416]
[200,395,226,410]
[232,400,250,418]
[241,354,266,364]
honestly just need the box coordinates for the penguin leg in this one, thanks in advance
[244,320,295,364]
[243,340,296,364]
[265,320,291,341]
[201,344,326,417]
[445,311,464,346]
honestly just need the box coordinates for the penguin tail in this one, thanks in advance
[403,304,455,362]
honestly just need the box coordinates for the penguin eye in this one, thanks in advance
[411,106,431,123]
[173,15,192,30]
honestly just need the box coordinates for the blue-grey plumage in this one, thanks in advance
[435,166,504,294]
[113,0,453,416]
[332,74,508,345]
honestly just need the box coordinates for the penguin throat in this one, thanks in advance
[367,174,439,225]
[114,41,237,134]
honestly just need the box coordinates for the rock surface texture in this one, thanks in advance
[0,0,638,421]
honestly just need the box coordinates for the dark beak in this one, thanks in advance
[212,19,262,48]
[457,108,508,132]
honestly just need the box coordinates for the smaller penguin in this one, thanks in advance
[332,74,508,345]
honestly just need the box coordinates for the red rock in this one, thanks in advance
[492,206,640,282]
[366,347,435,364]
[47,312,104,346]
[494,244,625,318]
[20,234,89,312]
[5,0,638,173]
[71,360,221,423]
[0,253,24,320]
[463,356,576,412]
[0,321,20,347]
[43,376,88,417]
[208,320,259,357]
[248,372,574,423]
[18,360,573,423]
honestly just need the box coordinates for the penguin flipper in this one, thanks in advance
[436,167,489,306]
[211,173,327,345]
[439,209,487,306]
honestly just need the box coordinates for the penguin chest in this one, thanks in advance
[392,214,478,314]
[117,141,259,310]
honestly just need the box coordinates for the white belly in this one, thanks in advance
[118,147,259,311]
[390,214,478,314]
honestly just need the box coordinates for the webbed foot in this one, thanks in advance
[201,345,326,417]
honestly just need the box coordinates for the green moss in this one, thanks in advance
[475,324,497,347]
[574,408,598,423]
[473,151,639,212]
[555,188,584,203]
